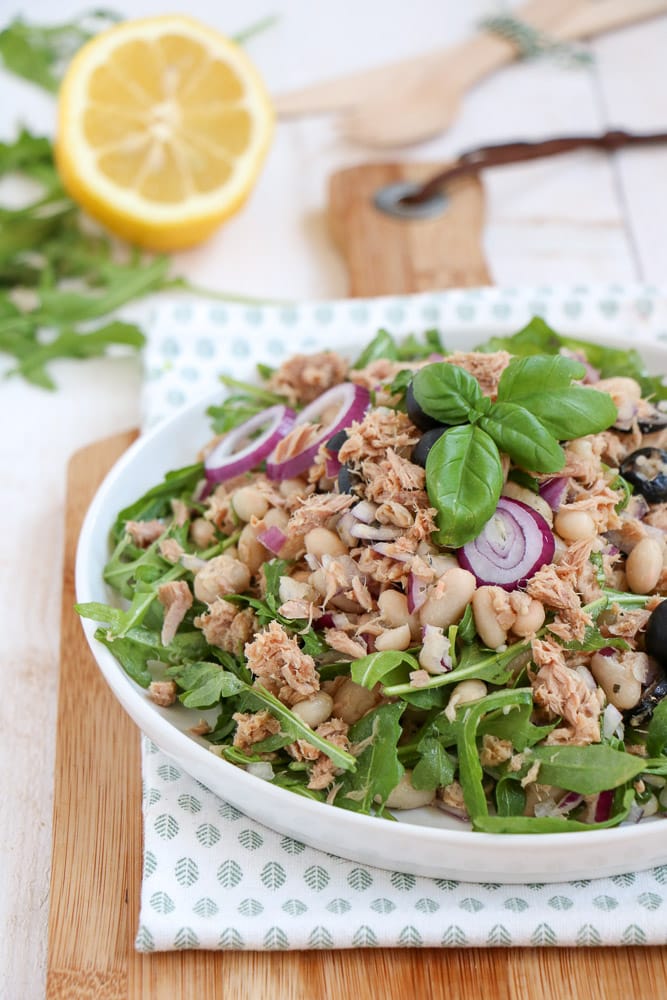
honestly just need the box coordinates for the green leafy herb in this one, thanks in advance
[647,700,667,758]
[473,789,636,834]
[411,735,456,791]
[412,354,617,546]
[336,702,405,812]
[350,650,420,689]
[526,744,646,795]
[426,424,504,548]
[0,10,120,92]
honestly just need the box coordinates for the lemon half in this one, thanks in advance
[56,15,274,250]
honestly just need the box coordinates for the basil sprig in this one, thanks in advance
[412,355,617,547]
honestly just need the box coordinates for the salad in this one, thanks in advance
[78,318,667,834]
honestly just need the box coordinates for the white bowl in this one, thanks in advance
[76,324,667,882]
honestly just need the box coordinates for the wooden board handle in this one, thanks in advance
[328,162,490,297]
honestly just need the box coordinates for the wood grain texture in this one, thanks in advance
[328,162,491,295]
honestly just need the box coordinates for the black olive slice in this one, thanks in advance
[326,429,349,453]
[406,381,444,432]
[626,675,667,728]
[646,600,667,665]
[619,448,667,503]
[638,410,667,434]
[411,426,448,468]
[338,463,362,495]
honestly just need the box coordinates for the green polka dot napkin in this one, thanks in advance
[136,286,667,951]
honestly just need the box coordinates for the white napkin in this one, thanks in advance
[135,286,667,950]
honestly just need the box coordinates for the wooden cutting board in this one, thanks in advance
[46,163,667,998]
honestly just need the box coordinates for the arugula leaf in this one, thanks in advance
[8,320,145,390]
[382,639,521,697]
[478,700,554,751]
[411,735,456,791]
[495,776,525,817]
[336,702,405,812]
[112,464,204,540]
[411,361,485,424]
[396,328,445,361]
[473,788,636,833]
[172,661,246,708]
[352,328,397,369]
[526,744,646,795]
[426,424,504,548]
[350,650,420,689]
[479,401,564,473]
[455,689,534,819]
[0,10,120,92]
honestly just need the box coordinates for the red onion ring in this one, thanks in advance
[204,405,296,483]
[458,497,555,590]
[538,477,568,511]
[266,383,370,481]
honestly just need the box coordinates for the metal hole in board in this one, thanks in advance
[373,181,447,220]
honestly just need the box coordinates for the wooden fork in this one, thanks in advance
[273,0,667,148]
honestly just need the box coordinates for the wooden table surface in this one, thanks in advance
[2,2,667,997]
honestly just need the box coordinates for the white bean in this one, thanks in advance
[237,523,265,574]
[385,770,435,810]
[554,508,596,542]
[279,478,306,498]
[590,651,648,710]
[471,587,507,650]
[232,486,268,522]
[445,679,487,722]
[511,599,546,637]
[332,678,378,725]
[419,568,476,629]
[626,537,663,594]
[305,527,347,559]
[291,692,333,729]
[378,590,410,627]
[374,624,411,652]
[190,516,216,549]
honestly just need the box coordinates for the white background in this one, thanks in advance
[1,1,666,995]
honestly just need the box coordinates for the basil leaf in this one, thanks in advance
[497,354,586,399]
[521,385,617,440]
[412,362,485,423]
[337,703,405,812]
[528,744,645,794]
[480,401,565,473]
[426,424,504,548]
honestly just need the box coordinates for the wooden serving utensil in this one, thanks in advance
[274,0,667,148]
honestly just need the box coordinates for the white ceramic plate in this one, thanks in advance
[77,318,667,883]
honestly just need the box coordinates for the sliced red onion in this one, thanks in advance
[257,525,287,555]
[350,500,378,523]
[557,791,584,815]
[350,523,402,541]
[594,789,614,823]
[315,612,336,630]
[407,573,430,613]
[266,383,370,480]
[205,405,296,483]
[538,477,568,511]
[458,498,555,590]
[325,455,342,478]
